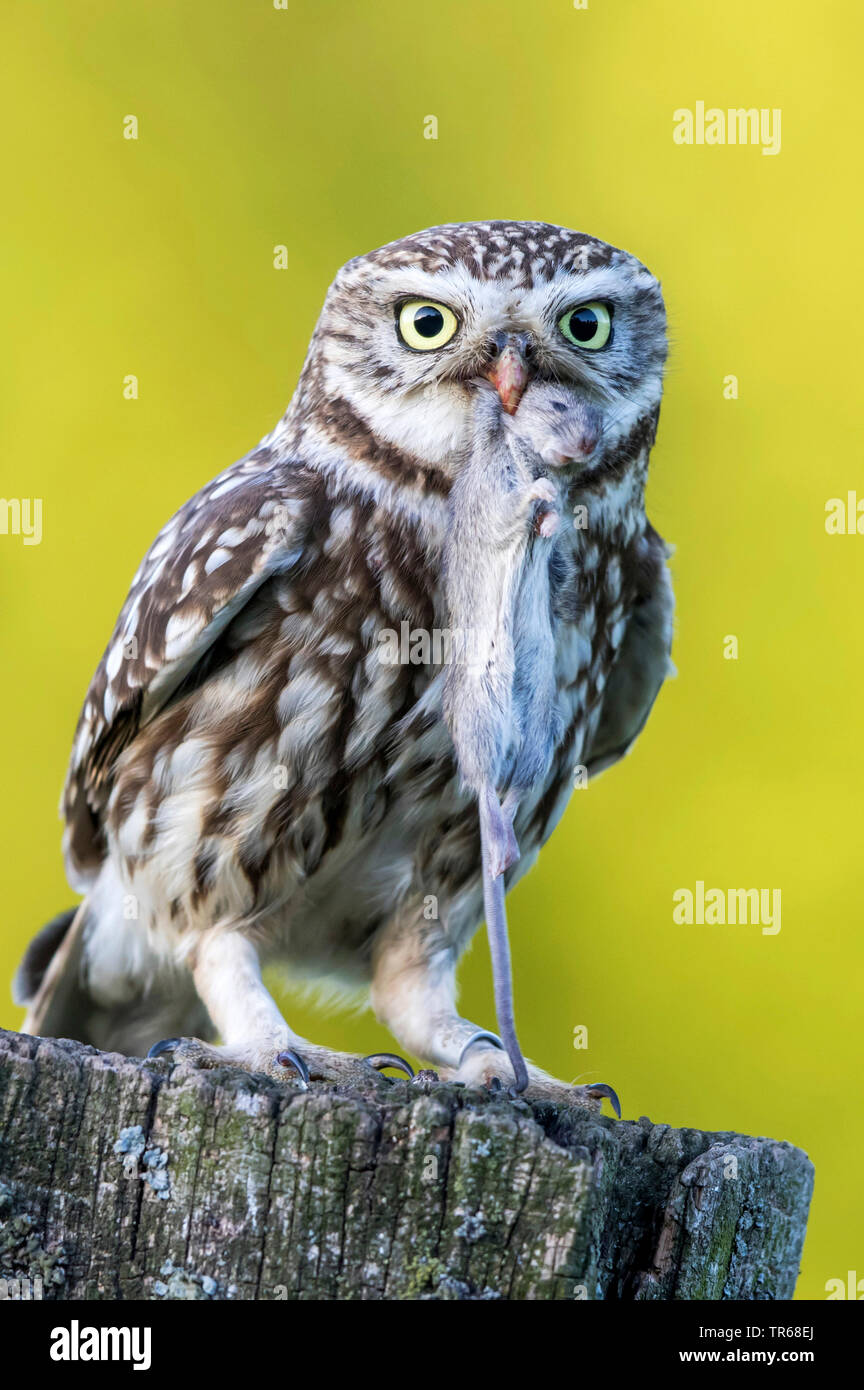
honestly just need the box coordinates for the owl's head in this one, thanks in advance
[296,221,666,479]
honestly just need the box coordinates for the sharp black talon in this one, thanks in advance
[362,1052,415,1080]
[276,1049,310,1089]
[587,1083,621,1119]
[147,1038,181,1060]
[457,1030,504,1068]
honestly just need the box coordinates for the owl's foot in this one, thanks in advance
[362,1052,416,1079]
[147,1036,309,1085]
[440,1043,621,1116]
[146,1037,413,1090]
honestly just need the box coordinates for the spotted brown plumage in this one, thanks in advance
[21,222,674,1107]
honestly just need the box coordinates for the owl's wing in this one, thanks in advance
[62,450,320,888]
[584,522,675,777]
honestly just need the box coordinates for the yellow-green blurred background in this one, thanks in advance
[1,0,860,1300]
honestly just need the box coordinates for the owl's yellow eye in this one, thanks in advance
[397,300,459,351]
[558,302,612,350]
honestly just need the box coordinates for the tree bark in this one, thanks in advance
[0,1027,813,1301]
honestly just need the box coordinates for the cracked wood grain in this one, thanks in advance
[0,1029,813,1301]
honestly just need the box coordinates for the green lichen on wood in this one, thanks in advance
[0,1028,813,1301]
[0,1179,67,1295]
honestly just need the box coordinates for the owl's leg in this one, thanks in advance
[369,911,506,1078]
[147,927,406,1089]
[371,905,619,1113]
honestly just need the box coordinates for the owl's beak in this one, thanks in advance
[484,340,532,414]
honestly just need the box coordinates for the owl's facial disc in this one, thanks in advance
[312,226,666,473]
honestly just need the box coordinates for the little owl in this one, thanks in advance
[16,221,673,1111]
